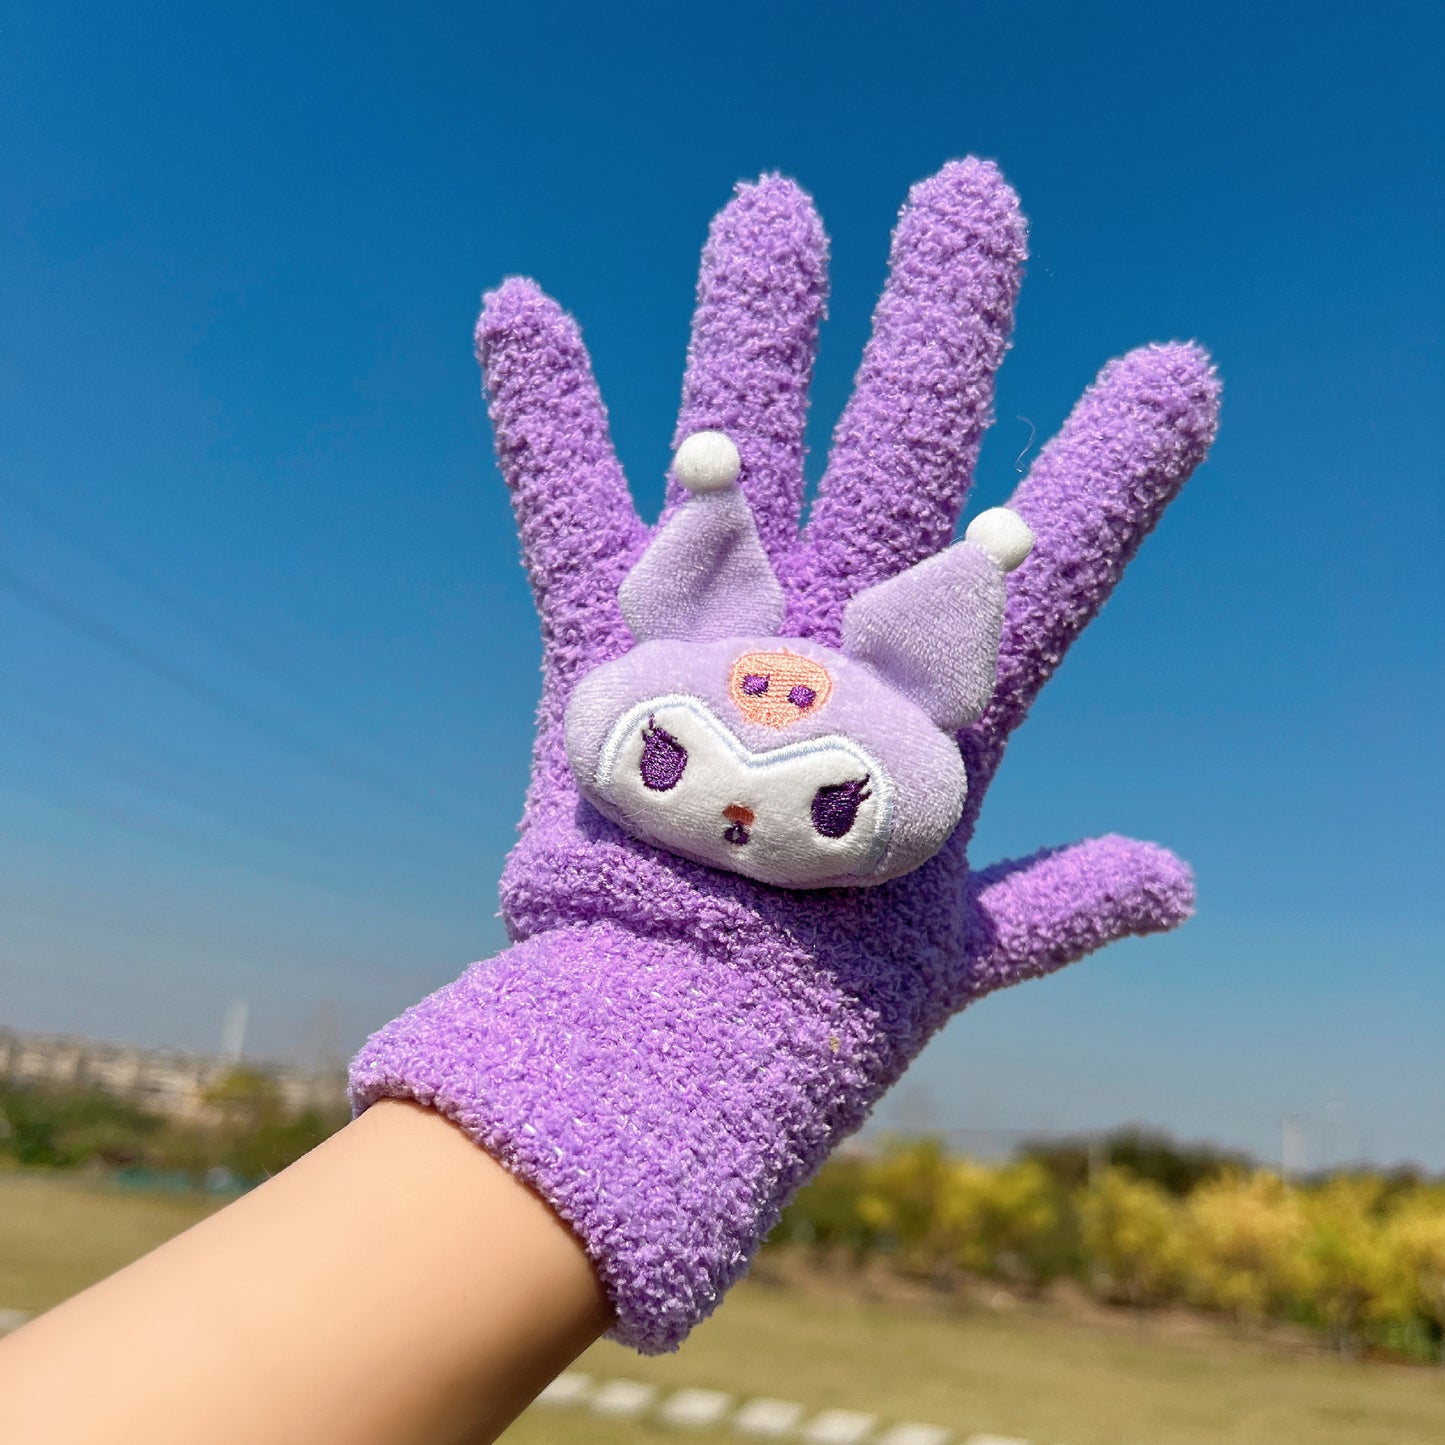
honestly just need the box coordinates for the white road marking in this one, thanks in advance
[802,1407,879,1444]
[733,1396,808,1437]
[658,1386,736,1428]
[588,1378,659,1419]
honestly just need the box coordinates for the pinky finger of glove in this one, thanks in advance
[476,277,646,681]
[959,834,1195,1002]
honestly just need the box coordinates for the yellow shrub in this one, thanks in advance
[1182,1171,1309,1321]
[937,1158,1061,1282]
[1296,1178,1393,1341]
[1378,1200,1445,1348]
[785,1141,1445,1359]
[854,1140,954,1269]
[1078,1168,1185,1306]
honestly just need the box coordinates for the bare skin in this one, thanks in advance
[0,1100,613,1445]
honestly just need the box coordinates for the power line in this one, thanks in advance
[0,559,465,824]
[0,770,394,907]
[1,480,321,703]
[0,878,456,988]
[0,701,351,865]
[1,479,478,826]
[0,696,478,891]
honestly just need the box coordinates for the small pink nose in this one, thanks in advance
[723,804,755,827]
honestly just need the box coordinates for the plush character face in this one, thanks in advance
[563,431,1032,890]
[567,637,967,887]
[601,696,886,884]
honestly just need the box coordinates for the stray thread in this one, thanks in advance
[1013,416,1037,476]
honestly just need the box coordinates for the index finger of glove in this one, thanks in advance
[476,278,646,689]
[667,175,829,565]
[793,158,1026,643]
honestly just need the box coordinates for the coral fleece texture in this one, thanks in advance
[350,159,1220,1354]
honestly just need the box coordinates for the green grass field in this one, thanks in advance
[510,1283,1445,1445]
[2,1171,1442,1445]
[0,1169,226,1313]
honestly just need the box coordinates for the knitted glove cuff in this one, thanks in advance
[348,918,911,1352]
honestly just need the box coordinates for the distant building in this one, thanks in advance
[0,1028,346,1122]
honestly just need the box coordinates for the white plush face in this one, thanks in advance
[595,695,892,887]
[572,434,1026,889]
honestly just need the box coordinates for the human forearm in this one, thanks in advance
[0,1099,610,1445]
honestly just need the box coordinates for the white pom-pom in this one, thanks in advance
[672,430,741,493]
[965,507,1034,572]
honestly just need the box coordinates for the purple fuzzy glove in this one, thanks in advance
[350,159,1220,1352]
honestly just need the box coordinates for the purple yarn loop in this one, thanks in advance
[349,158,1220,1354]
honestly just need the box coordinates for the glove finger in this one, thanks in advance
[791,158,1026,643]
[959,834,1195,1002]
[667,175,829,565]
[476,278,646,693]
[959,342,1220,820]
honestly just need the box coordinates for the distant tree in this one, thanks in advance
[1022,1127,1251,1197]
[199,1069,347,1181]
[202,1068,285,1133]
[0,1082,163,1168]
[0,1069,347,1184]
[221,1106,349,1181]
[150,1121,221,1179]
[771,1151,877,1256]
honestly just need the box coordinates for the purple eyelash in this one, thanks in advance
[811,776,871,839]
[639,718,687,791]
[741,674,770,696]
[788,685,816,710]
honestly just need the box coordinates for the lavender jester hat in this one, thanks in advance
[350,159,1220,1353]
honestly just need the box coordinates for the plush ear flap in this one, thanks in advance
[619,431,786,643]
[841,508,1033,731]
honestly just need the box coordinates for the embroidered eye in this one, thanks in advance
[810,776,871,839]
[741,674,770,696]
[788,685,817,710]
[639,718,687,791]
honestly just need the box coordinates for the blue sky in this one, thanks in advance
[2,2,1441,1168]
